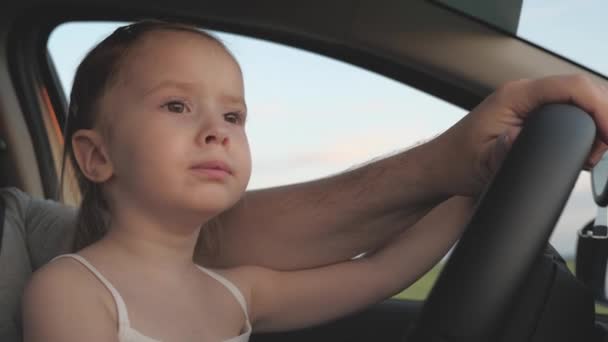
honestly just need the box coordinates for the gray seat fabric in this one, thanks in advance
[0,188,76,341]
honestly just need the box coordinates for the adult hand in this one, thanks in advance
[437,74,608,197]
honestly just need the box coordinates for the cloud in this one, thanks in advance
[248,127,435,189]
[253,127,432,169]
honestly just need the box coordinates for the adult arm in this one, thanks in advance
[205,137,453,270]
[0,187,76,270]
[201,74,608,270]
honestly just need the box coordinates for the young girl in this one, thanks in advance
[23,21,472,342]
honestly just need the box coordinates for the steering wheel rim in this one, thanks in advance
[407,104,596,342]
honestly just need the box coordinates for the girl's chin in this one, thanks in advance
[166,193,240,220]
[185,204,230,220]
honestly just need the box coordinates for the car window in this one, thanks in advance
[46,21,592,301]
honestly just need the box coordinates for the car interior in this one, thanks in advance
[1,0,608,341]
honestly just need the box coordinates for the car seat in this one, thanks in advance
[0,188,75,342]
[0,192,29,341]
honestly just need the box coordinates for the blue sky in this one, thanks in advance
[47,1,607,257]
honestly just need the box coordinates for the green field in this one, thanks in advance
[393,263,443,301]
[393,260,608,315]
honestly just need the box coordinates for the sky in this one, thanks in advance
[46,0,607,258]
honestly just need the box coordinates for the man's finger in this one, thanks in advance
[525,75,608,143]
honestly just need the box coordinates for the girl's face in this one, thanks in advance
[93,30,251,221]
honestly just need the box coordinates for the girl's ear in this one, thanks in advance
[71,129,114,182]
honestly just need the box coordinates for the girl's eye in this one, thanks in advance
[164,101,188,114]
[224,112,244,125]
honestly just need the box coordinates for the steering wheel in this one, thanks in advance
[407,104,596,342]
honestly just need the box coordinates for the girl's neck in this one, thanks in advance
[99,207,207,275]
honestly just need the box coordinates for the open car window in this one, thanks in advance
[47,21,592,301]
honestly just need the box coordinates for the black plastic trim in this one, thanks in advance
[6,20,59,197]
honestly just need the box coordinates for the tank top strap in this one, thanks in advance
[195,265,250,321]
[51,254,131,329]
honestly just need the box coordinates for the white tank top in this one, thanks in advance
[52,254,252,342]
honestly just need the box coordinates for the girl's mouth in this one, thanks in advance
[190,160,233,179]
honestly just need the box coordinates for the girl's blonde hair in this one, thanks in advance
[62,20,229,254]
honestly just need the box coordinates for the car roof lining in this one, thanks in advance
[0,0,605,197]
[29,0,608,103]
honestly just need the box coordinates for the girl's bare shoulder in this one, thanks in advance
[23,256,116,322]
[27,256,100,294]
[22,257,118,341]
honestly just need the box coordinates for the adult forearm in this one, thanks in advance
[200,74,608,272]
[202,134,460,270]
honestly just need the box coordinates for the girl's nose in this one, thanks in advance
[202,127,229,146]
